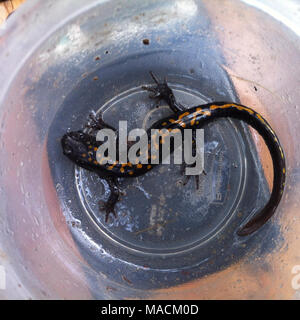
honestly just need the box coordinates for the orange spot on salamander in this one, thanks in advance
[196,107,211,116]
[235,105,254,114]
[190,115,197,126]
[210,103,254,115]
[178,112,190,120]
[256,113,266,124]
[173,112,190,128]
[209,104,233,111]
[191,107,211,126]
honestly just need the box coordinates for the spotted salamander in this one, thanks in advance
[61,72,286,236]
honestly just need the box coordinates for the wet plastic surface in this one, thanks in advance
[0,0,299,299]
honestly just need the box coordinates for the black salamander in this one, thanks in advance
[61,72,286,235]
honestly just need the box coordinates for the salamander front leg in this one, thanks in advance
[142,71,185,113]
[85,112,117,133]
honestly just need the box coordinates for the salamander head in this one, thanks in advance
[61,131,98,168]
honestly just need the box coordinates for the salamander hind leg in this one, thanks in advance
[98,176,121,222]
[180,162,206,190]
[142,71,185,113]
[180,130,206,189]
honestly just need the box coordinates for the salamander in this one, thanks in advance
[61,72,286,235]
